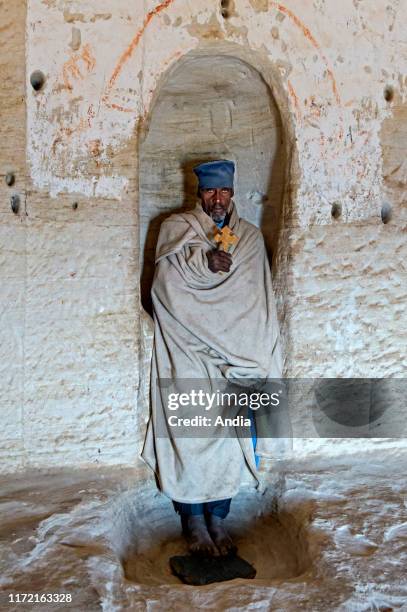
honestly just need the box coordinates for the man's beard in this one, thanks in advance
[210,210,227,224]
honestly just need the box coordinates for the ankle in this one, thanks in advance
[188,514,206,524]
[181,514,205,532]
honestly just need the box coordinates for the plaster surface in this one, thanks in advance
[0,1,406,471]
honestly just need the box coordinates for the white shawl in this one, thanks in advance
[141,202,284,503]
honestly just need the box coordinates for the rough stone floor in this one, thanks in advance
[0,449,406,611]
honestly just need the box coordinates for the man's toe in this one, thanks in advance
[217,539,237,556]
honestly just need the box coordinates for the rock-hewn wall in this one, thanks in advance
[0,0,406,472]
[0,0,27,472]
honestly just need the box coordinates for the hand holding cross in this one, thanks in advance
[207,226,239,274]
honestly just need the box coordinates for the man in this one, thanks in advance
[142,160,283,556]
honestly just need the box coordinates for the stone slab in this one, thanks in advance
[169,554,256,586]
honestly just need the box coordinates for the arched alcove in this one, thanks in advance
[139,50,286,312]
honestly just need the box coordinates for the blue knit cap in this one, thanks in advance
[193,159,235,189]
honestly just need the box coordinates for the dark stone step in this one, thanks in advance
[169,554,256,585]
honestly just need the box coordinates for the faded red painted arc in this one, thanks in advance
[287,79,302,121]
[100,0,343,139]
[273,3,342,105]
[102,0,175,105]
[271,1,343,138]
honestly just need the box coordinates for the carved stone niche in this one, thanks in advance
[139,48,287,313]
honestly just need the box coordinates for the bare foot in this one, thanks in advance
[182,515,219,557]
[206,514,237,556]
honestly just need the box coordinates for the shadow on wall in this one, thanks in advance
[139,52,286,314]
[140,158,213,314]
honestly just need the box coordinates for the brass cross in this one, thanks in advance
[214,226,239,253]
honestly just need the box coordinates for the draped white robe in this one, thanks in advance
[141,201,284,503]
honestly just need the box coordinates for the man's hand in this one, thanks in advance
[207,249,232,273]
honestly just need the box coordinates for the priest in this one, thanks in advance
[142,160,284,556]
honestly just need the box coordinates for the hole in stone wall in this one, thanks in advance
[5,172,15,186]
[331,201,342,220]
[381,202,392,224]
[30,70,46,91]
[220,0,231,18]
[10,194,20,214]
[384,85,394,102]
[139,53,285,313]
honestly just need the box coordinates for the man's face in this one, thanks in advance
[200,187,233,223]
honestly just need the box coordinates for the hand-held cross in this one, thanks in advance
[214,226,239,253]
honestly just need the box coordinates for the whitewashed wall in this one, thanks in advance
[0,0,406,473]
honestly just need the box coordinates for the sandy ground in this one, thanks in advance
[0,449,406,611]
